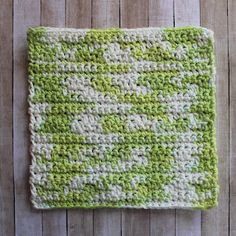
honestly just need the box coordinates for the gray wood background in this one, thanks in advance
[0,0,233,235]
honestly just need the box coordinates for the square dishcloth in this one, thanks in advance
[28,26,219,209]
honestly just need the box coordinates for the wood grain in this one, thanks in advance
[66,0,92,28]
[92,0,119,28]
[94,209,121,236]
[229,1,236,236]
[175,0,200,26]
[66,1,94,235]
[120,0,148,28]
[68,209,93,236]
[13,0,42,236]
[175,1,201,235]
[176,210,201,236]
[91,1,121,235]
[41,1,67,236]
[150,210,175,236]
[42,211,67,236]
[122,209,150,236]
[149,0,174,27]
[120,1,149,235]
[229,1,236,235]
[30,2,69,235]
[149,1,176,235]
[41,0,65,27]
[0,0,14,235]
[201,0,229,236]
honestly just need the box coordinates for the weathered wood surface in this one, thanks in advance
[175,2,201,236]
[0,0,232,235]
[201,0,229,236]
[0,0,14,236]
[149,1,176,236]
[120,1,150,236]
[13,1,42,236]
[41,1,67,236]
[229,2,236,236]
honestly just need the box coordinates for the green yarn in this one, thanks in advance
[28,26,219,209]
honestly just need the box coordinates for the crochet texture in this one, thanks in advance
[28,26,219,209]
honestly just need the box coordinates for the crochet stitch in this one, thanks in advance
[27,26,219,209]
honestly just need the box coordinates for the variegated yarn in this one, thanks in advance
[28,26,219,209]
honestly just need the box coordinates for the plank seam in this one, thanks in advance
[91,0,93,28]
[200,0,203,231]
[119,0,121,27]
[173,0,176,27]
[65,0,67,28]
[227,0,231,235]
[11,0,16,235]
[40,1,44,235]
[173,1,176,236]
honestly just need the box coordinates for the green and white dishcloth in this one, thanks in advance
[28,26,219,209]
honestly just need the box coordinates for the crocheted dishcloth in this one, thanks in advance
[27,26,219,209]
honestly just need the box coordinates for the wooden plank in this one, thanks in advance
[176,210,201,236]
[91,0,121,235]
[120,1,149,234]
[91,1,121,235]
[175,1,201,235]
[66,1,94,235]
[149,0,174,27]
[122,210,149,236]
[66,0,92,28]
[68,209,93,236]
[41,0,65,27]
[149,1,176,235]
[0,0,14,235]
[41,1,67,235]
[41,1,67,236]
[201,0,229,235]
[13,0,42,235]
[42,211,67,236]
[229,1,236,235]
[175,0,200,26]
[120,0,148,28]
[92,0,119,28]
[150,210,175,236]
[94,209,121,236]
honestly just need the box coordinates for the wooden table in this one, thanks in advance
[0,0,232,235]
